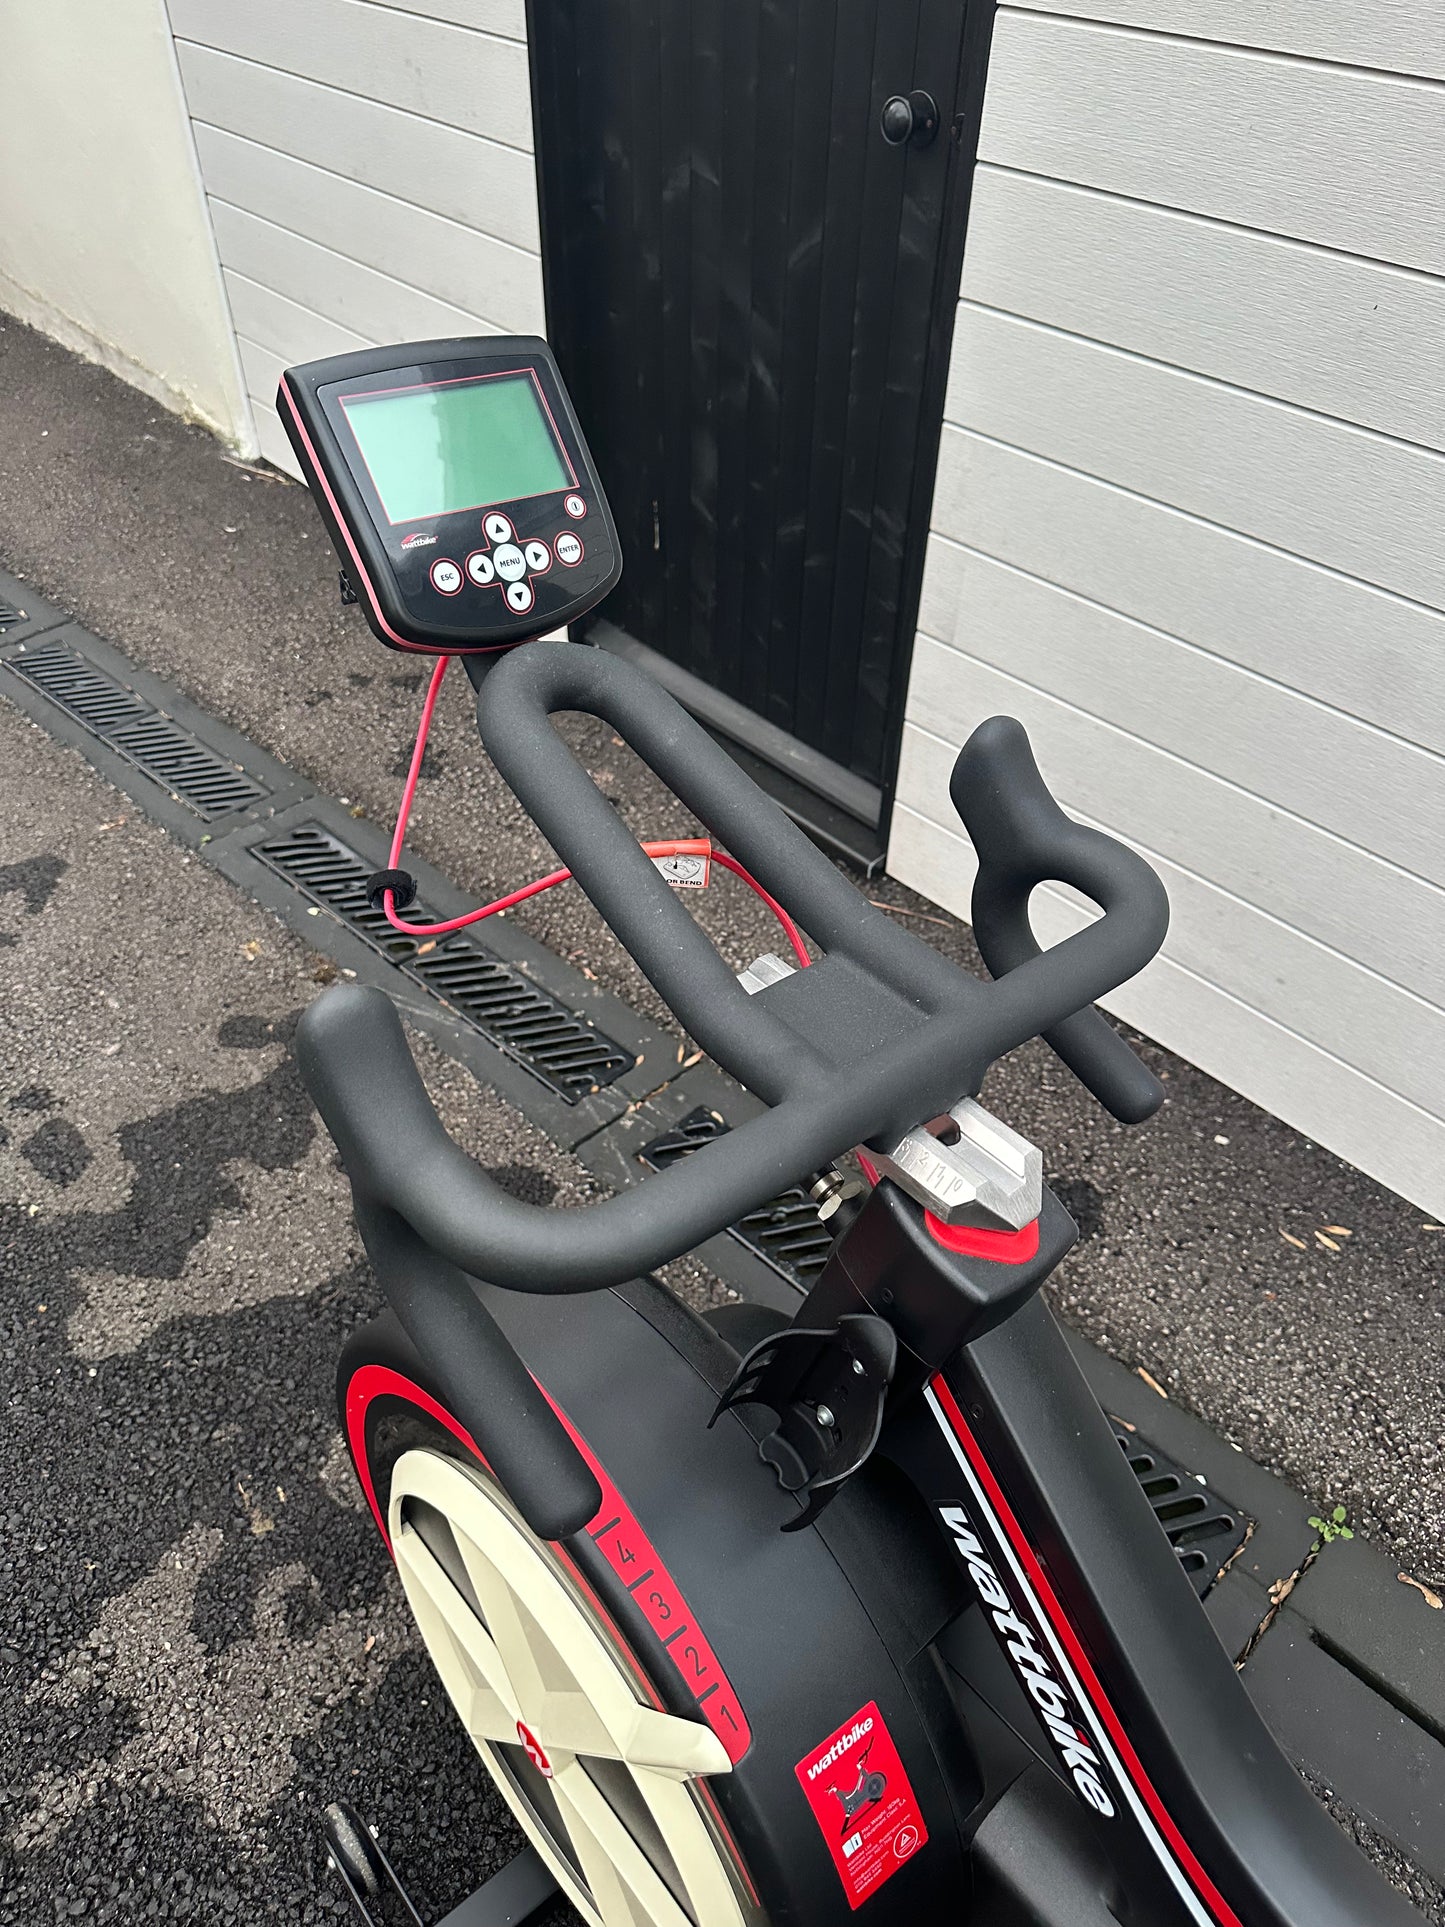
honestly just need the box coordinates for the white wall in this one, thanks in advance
[0,0,252,448]
[166,0,545,477]
[889,3,1445,1216]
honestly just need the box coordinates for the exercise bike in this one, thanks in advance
[279,336,1423,1926]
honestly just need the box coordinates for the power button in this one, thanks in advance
[563,493,587,519]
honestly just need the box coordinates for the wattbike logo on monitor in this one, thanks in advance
[939,1505,1117,1819]
[400,531,437,550]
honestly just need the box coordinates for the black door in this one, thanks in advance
[529,1,990,858]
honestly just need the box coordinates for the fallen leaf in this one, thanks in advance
[349,804,366,819]
[1324,1225,1352,1237]
[1315,1231,1341,1252]
[1398,1573,1443,1610]
[1136,1366,1168,1399]
[242,938,262,960]
[417,939,437,956]
[1280,1231,1307,1251]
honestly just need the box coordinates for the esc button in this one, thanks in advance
[430,558,462,595]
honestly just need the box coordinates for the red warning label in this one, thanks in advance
[794,1700,927,1909]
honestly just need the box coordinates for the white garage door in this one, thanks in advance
[166,0,545,476]
[889,3,1445,1216]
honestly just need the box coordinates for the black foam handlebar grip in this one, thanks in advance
[950,717,1169,1123]
[298,651,1173,1299]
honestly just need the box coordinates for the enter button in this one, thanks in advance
[555,532,584,568]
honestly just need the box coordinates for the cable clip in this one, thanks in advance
[366,867,418,912]
[647,838,712,890]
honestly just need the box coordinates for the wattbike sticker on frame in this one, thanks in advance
[794,1700,928,1910]
[925,1380,1242,1927]
[938,1501,1117,1817]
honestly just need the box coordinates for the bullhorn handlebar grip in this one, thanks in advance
[950,717,1169,1124]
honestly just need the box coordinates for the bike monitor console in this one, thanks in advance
[278,336,622,655]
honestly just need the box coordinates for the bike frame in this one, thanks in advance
[804,1178,1416,1927]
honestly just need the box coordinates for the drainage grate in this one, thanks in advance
[1112,1422,1250,1597]
[637,1106,836,1289]
[0,599,23,628]
[6,642,266,817]
[252,820,635,1102]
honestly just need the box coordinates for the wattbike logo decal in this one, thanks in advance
[939,1504,1116,1816]
[925,1379,1241,1927]
[400,531,437,549]
[795,1701,927,1911]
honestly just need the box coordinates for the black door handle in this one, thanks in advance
[880,90,939,148]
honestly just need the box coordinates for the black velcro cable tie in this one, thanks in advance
[366,867,418,912]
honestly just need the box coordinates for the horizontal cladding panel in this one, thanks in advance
[251,396,302,479]
[209,202,502,348]
[897,722,1445,1119]
[359,0,525,42]
[237,334,289,404]
[1000,0,1445,80]
[925,435,1445,756]
[946,306,1445,610]
[195,127,543,335]
[908,558,1444,881]
[888,803,1445,1219]
[964,168,1445,449]
[899,636,1445,1003]
[223,272,369,371]
[168,0,533,152]
[981,13,1445,275]
[178,43,539,255]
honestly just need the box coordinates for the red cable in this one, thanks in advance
[381,652,813,969]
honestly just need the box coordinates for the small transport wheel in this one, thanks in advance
[389,1447,752,1927]
[322,1799,386,1901]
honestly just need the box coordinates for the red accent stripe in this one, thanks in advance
[345,1363,483,1550]
[857,1151,1041,1263]
[344,1365,750,1763]
[924,1214,1040,1263]
[930,1378,1242,1927]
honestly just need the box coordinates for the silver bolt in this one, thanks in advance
[852,1358,866,1376]
[816,1404,836,1428]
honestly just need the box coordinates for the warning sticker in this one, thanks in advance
[794,1700,927,1909]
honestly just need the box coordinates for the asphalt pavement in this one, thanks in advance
[0,699,586,1920]
[1,315,1442,1921]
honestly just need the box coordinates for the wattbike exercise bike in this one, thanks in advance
[279,336,1423,1926]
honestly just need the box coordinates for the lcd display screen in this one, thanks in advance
[340,372,573,525]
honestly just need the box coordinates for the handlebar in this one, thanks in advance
[297,642,1168,1294]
